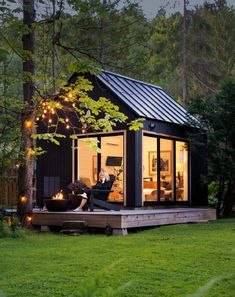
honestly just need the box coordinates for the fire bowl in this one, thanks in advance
[44,199,69,212]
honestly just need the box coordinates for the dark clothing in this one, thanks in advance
[84,180,112,201]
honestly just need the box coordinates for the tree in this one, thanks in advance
[0,0,144,223]
[188,80,235,217]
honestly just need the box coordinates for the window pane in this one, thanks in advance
[101,135,124,202]
[160,139,173,201]
[176,141,188,201]
[78,138,97,187]
[143,136,158,202]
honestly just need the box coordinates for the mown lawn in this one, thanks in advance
[0,219,235,297]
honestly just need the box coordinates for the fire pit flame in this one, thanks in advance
[52,190,64,200]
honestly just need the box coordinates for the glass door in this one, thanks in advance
[100,135,124,202]
[142,135,158,202]
[76,134,124,203]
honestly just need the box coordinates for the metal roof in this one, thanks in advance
[97,70,189,125]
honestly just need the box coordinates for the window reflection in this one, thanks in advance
[176,141,188,201]
[160,139,173,202]
[142,136,158,201]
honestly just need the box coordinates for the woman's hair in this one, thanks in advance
[99,169,110,181]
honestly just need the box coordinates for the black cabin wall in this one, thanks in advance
[36,136,72,206]
[126,130,142,207]
[190,145,208,206]
[144,120,187,139]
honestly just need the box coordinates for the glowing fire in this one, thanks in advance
[52,190,64,200]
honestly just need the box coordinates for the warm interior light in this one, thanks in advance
[82,129,86,133]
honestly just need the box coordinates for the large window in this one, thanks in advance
[75,134,124,203]
[160,139,174,202]
[143,135,158,202]
[142,134,189,203]
[100,136,124,202]
[175,141,188,201]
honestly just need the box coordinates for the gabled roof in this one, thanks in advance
[97,70,189,125]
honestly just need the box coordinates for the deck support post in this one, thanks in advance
[112,228,128,236]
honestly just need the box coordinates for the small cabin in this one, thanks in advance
[36,70,207,208]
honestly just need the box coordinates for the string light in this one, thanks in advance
[21,196,27,203]
[68,93,72,98]
[42,114,45,118]
[56,102,59,107]
[36,117,39,121]
[72,103,76,107]
[49,119,52,124]
[16,164,20,168]
[82,129,86,133]
[66,125,70,129]
[26,216,32,223]
[65,118,69,122]
[25,120,32,128]
[44,109,47,113]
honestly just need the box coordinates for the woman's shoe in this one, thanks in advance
[73,207,83,212]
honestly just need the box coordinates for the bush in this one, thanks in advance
[0,209,22,238]
[208,182,219,208]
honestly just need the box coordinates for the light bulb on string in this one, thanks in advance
[65,118,69,123]
[66,125,70,129]
[49,119,52,124]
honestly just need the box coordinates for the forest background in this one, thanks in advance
[0,0,235,219]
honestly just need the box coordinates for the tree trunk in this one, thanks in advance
[223,180,235,217]
[182,0,188,106]
[216,177,225,218]
[17,0,36,225]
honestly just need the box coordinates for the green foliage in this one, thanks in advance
[188,79,235,215]
[208,181,219,208]
[0,219,235,296]
[0,212,22,238]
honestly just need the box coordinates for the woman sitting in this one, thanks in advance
[73,169,111,212]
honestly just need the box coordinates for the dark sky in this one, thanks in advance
[140,0,235,19]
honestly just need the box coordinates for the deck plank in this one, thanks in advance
[32,208,216,233]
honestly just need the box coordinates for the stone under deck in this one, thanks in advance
[32,207,216,235]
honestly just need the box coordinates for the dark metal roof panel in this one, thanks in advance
[97,70,189,125]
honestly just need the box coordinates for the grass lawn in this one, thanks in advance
[0,218,235,297]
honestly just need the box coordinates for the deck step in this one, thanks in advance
[62,221,88,230]
[60,229,86,235]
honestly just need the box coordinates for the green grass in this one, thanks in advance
[0,219,235,297]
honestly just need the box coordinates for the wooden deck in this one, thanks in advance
[32,207,216,235]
